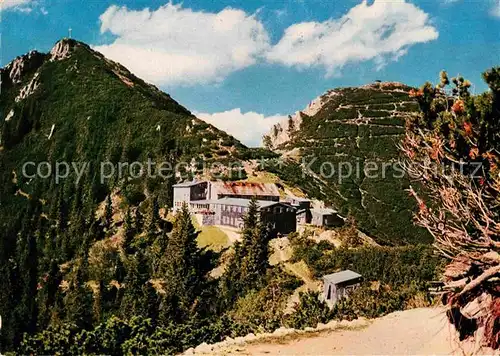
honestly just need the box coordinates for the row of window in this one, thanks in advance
[261,207,294,213]
[220,205,246,213]
[221,216,241,226]
[175,202,294,214]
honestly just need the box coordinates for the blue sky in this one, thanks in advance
[2,0,499,146]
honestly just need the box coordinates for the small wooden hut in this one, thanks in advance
[323,270,362,307]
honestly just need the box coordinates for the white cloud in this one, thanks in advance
[195,109,286,147]
[94,3,270,86]
[93,1,438,86]
[491,0,500,17]
[1,0,48,14]
[1,0,32,11]
[266,0,439,75]
[16,6,32,13]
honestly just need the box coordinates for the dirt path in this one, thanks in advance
[214,308,497,355]
[268,238,321,314]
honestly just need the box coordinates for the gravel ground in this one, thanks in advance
[217,308,498,355]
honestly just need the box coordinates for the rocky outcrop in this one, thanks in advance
[5,109,14,122]
[15,72,41,102]
[50,39,77,61]
[1,50,45,87]
[266,90,342,150]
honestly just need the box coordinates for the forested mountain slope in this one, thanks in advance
[0,38,251,349]
[0,38,253,246]
[265,83,432,245]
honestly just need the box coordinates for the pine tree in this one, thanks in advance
[0,261,14,349]
[56,190,68,233]
[37,260,62,329]
[104,195,113,232]
[43,228,57,263]
[64,255,93,330]
[89,219,105,242]
[135,208,144,233]
[151,224,169,276]
[239,197,270,284]
[158,204,205,322]
[17,230,39,335]
[92,279,104,324]
[221,197,270,305]
[0,230,16,349]
[120,250,150,317]
[147,196,160,236]
[123,208,136,254]
[69,185,88,241]
[142,282,159,321]
[1,120,12,148]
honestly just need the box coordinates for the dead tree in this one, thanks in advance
[400,68,500,349]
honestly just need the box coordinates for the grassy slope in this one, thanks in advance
[197,226,231,252]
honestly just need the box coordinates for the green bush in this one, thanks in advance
[292,240,442,288]
[285,292,332,329]
[123,184,146,205]
[230,273,299,333]
[331,284,431,320]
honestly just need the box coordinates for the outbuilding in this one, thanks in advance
[323,270,362,307]
[311,208,344,227]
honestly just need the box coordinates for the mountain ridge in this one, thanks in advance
[264,81,431,245]
[0,38,260,349]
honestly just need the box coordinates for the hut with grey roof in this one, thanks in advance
[323,270,362,307]
[311,208,344,227]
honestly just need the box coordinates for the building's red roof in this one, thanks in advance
[212,181,280,197]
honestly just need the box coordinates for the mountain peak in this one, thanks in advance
[49,38,83,61]
[360,81,413,91]
[265,82,417,151]
[1,39,86,89]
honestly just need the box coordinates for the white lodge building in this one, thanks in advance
[173,180,344,235]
